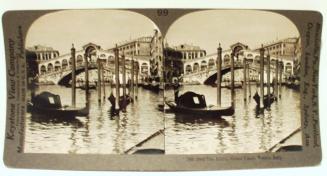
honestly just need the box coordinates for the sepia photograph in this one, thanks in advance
[23,9,304,155]
[163,10,302,154]
[2,6,323,171]
[25,10,164,154]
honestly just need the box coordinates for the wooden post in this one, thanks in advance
[247,63,251,98]
[274,59,279,99]
[97,58,102,103]
[216,44,222,107]
[114,45,120,110]
[243,57,247,101]
[84,53,89,95]
[259,45,265,108]
[135,62,139,100]
[122,54,127,110]
[230,52,235,107]
[102,63,106,100]
[279,60,282,98]
[71,44,76,107]
[267,53,271,107]
[131,55,135,102]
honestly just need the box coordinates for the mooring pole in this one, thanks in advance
[243,57,247,101]
[247,63,251,98]
[279,61,282,99]
[230,52,235,107]
[114,44,120,110]
[84,53,89,95]
[275,59,279,99]
[102,63,106,100]
[131,55,135,102]
[135,62,139,100]
[71,44,76,107]
[122,54,127,110]
[217,44,222,107]
[267,53,271,107]
[97,58,102,103]
[259,45,265,108]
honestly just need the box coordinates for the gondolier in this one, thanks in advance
[172,78,180,104]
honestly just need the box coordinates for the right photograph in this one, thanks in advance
[163,10,302,154]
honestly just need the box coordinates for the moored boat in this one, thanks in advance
[165,91,234,118]
[253,92,277,108]
[27,91,88,119]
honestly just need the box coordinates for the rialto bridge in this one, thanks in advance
[37,43,150,85]
[182,43,295,84]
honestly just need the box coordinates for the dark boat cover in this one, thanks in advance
[177,91,207,109]
[31,91,62,109]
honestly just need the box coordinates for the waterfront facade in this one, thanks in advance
[26,45,60,62]
[255,37,300,75]
[173,44,206,61]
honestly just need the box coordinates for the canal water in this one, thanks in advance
[25,84,301,154]
[24,85,163,154]
[164,85,301,154]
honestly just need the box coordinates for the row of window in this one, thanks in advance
[37,52,59,61]
[267,43,286,51]
[119,43,141,51]
[182,51,206,60]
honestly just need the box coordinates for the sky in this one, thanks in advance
[26,10,300,55]
[165,10,300,54]
[26,10,159,54]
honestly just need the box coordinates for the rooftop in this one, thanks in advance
[26,45,57,52]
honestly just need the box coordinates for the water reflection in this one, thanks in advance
[25,85,164,154]
[165,85,301,154]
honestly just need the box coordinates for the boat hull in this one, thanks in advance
[165,100,234,118]
[28,103,87,118]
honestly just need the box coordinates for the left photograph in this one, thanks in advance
[25,10,164,154]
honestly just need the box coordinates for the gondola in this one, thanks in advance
[27,91,88,119]
[142,81,159,92]
[165,91,235,118]
[253,92,277,108]
[79,83,96,90]
[108,93,132,110]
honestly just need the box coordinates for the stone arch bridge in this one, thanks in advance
[182,44,294,85]
[37,43,150,85]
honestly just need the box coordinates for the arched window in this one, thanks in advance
[141,63,148,74]
[77,55,83,66]
[62,59,68,70]
[185,65,192,74]
[54,61,61,71]
[40,65,46,74]
[193,63,199,72]
[208,58,215,69]
[254,56,260,64]
[247,54,253,58]
[223,54,230,65]
[200,60,207,71]
[47,63,53,72]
